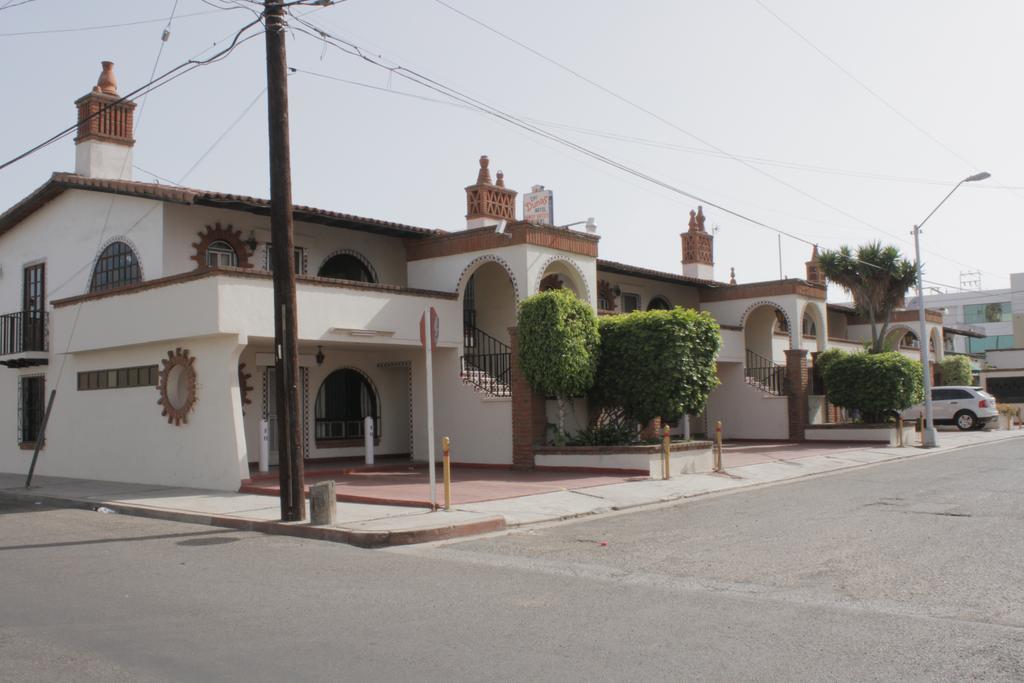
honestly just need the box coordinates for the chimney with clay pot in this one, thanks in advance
[74,61,136,180]
[680,206,714,281]
[465,155,517,229]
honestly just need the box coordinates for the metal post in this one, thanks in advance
[661,425,671,480]
[264,0,304,521]
[897,416,904,447]
[424,304,437,511]
[913,225,937,448]
[682,413,691,441]
[25,389,56,488]
[363,415,374,465]
[442,436,451,511]
[714,420,723,472]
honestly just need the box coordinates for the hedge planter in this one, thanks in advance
[534,440,714,478]
[804,423,915,446]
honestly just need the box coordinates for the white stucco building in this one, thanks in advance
[0,65,949,491]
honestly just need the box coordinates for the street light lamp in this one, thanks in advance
[913,171,990,447]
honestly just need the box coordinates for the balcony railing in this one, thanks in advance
[0,311,48,356]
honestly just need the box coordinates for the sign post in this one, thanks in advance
[420,306,439,510]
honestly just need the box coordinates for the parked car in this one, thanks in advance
[899,386,998,430]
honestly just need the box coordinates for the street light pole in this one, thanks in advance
[912,171,990,448]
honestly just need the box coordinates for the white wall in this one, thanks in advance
[162,204,410,285]
[705,362,789,440]
[0,190,164,315]
[594,270,701,312]
[0,335,249,490]
[53,273,463,355]
[428,349,513,465]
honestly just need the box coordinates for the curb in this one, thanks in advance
[485,431,1024,532]
[0,488,506,549]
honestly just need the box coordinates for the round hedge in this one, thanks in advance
[820,350,923,423]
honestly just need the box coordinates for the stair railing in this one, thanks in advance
[744,348,786,396]
[461,324,511,397]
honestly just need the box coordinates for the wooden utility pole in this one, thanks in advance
[264,0,305,521]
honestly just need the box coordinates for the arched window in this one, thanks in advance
[90,241,142,292]
[318,253,375,282]
[315,369,379,442]
[647,296,671,311]
[206,240,239,268]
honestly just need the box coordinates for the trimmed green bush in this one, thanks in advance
[591,307,721,426]
[820,350,923,423]
[938,355,973,386]
[517,289,600,436]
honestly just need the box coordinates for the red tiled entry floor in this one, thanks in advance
[241,464,638,508]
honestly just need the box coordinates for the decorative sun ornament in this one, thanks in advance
[157,348,197,426]
[190,222,253,270]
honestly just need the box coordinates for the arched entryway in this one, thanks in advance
[460,258,517,396]
[314,368,379,445]
[742,302,792,394]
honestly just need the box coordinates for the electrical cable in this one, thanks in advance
[0,16,263,174]
[426,1,998,280]
[289,15,978,291]
[0,9,225,37]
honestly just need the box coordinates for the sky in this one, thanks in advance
[1,1,1021,299]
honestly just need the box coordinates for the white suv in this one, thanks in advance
[900,386,998,431]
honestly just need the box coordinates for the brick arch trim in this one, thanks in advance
[533,255,592,302]
[455,254,521,304]
[740,299,794,335]
[87,235,146,293]
[317,248,378,283]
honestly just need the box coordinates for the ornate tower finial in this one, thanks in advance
[465,154,516,228]
[805,244,825,285]
[681,206,714,280]
[94,61,118,96]
[729,267,736,285]
[476,155,492,185]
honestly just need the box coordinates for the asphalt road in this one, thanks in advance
[1,440,1022,682]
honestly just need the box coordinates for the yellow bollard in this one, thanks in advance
[442,436,451,511]
[714,420,723,472]
[662,425,671,480]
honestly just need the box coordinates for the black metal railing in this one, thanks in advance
[461,324,511,397]
[0,311,48,356]
[314,415,380,441]
[745,349,785,396]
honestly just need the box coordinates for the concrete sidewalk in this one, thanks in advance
[3,428,1021,548]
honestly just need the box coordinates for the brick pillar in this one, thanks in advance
[785,349,809,442]
[509,327,545,469]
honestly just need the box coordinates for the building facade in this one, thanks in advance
[0,65,948,491]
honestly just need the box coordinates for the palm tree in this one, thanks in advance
[817,242,918,353]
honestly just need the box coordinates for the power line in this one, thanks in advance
[292,69,1024,191]
[290,15,993,288]
[0,16,263,174]
[427,1,996,281]
[752,0,1024,207]
[0,0,40,11]
[0,9,225,36]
